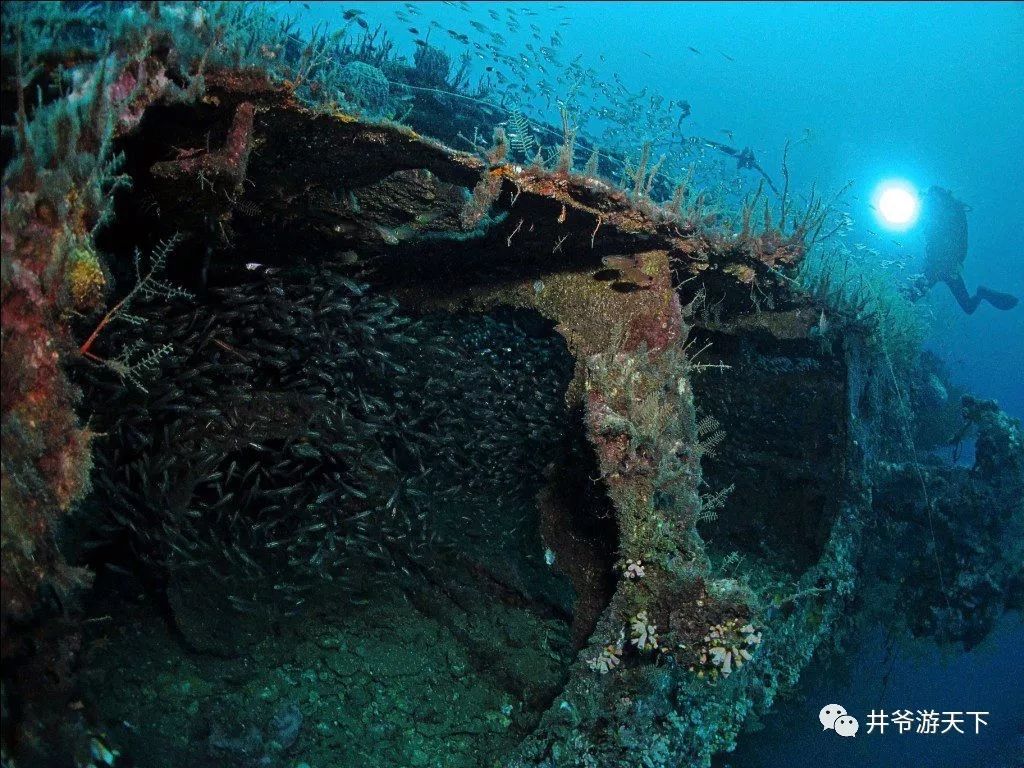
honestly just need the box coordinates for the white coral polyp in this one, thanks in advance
[630,611,658,652]
[624,559,646,579]
[709,646,731,675]
[588,630,626,674]
[704,621,762,678]
[588,650,621,674]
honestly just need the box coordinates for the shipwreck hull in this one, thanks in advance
[4,65,867,768]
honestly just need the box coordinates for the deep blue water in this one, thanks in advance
[287,4,1024,765]
[727,612,1024,768]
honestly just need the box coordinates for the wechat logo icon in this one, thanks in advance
[820,704,859,737]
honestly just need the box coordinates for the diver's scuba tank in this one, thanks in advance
[922,186,969,284]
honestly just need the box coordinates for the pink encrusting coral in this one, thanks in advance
[150,100,256,187]
[0,2,267,634]
[1,190,95,625]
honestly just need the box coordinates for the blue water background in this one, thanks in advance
[726,611,1024,768]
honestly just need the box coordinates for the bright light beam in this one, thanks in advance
[873,180,920,230]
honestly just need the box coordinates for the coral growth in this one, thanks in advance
[411,42,452,88]
[629,610,660,652]
[691,619,762,680]
[864,396,1024,647]
[337,61,391,115]
[587,630,626,674]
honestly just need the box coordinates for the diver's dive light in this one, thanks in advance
[873,180,920,230]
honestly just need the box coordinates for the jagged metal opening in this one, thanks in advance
[686,326,847,575]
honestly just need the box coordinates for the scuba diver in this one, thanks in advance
[912,186,1019,314]
[701,139,781,196]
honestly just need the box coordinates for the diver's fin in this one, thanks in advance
[976,286,1020,311]
[945,278,1019,313]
